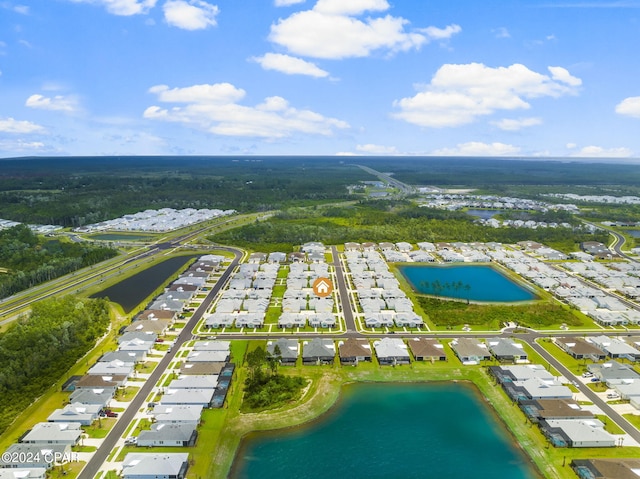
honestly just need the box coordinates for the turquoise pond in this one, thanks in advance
[230,383,540,479]
[399,264,536,302]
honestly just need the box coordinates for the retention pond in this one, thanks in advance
[231,382,540,479]
[399,264,536,302]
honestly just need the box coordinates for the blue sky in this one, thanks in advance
[1,0,640,158]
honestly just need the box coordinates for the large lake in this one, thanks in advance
[399,264,536,302]
[231,383,540,479]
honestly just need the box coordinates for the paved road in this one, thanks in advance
[77,247,242,479]
[355,164,415,195]
[331,246,357,333]
[527,338,640,444]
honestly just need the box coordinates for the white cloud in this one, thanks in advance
[0,2,30,14]
[566,142,577,149]
[0,117,45,134]
[431,142,521,156]
[548,66,582,86]
[144,82,349,138]
[68,0,157,16]
[492,117,542,131]
[25,94,79,112]
[269,0,427,59]
[0,139,46,152]
[570,145,633,158]
[252,53,329,78]
[393,63,581,128]
[163,0,219,30]
[615,96,640,118]
[356,143,398,154]
[421,24,461,40]
[275,0,305,5]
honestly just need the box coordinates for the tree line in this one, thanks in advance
[0,296,111,434]
[0,225,118,299]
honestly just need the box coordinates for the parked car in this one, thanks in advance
[590,377,601,382]
[155,338,164,343]
[582,372,593,378]
[606,392,620,399]
[125,436,137,445]
[105,410,118,418]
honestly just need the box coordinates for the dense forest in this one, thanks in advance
[0,296,111,434]
[0,225,117,299]
[3,156,640,227]
[212,200,608,253]
[0,157,362,226]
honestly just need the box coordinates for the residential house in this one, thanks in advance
[0,444,70,469]
[21,422,82,446]
[338,339,372,365]
[518,399,594,423]
[186,350,229,363]
[407,338,446,362]
[121,453,189,479]
[539,419,616,448]
[450,338,491,364]
[167,376,218,390]
[487,338,528,363]
[589,335,640,361]
[160,389,215,408]
[373,338,411,365]
[0,469,47,479]
[571,458,640,479]
[554,337,607,361]
[152,405,203,426]
[588,361,640,386]
[179,362,225,376]
[267,339,299,365]
[302,339,336,365]
[137,423,197,447]
[47,403,101,426]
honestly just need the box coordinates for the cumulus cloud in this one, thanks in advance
[163,0,219,30]
[570,145,633,158]
[356,143,398,154]
[143,82,349,138]
[615,96,640,118]
[393,63,581,128]
[268,0,429,59]
[431,141,521,156]
[421,24,461,40]
[0,117,45,134]
[492,117,542,131]
[25,94,79,112]
[252,53,329,78]
[275,0,305,5]
[68,0,157,16]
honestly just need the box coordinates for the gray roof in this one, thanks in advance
[487,338,527,359]
[0,469,47,479]
[267,338,299,360]
[193,340,231,351]
[21,422,82,445]
[302,338,335,359]
[122,453,189,477]
[373,338,410,359]
[152,405,203,423]
[0,444,70,468]
[544,419,615,446]
[137,423,197,444]
[168,375,218,389]
[161,388,214,406]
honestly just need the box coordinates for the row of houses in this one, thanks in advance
[136,340,234,448]
[73,207,235,233]
[265,337,447,366]
[205,248,339,330]
[562,259,640,301]
[419,193,579,213]
[345,250,424,329]
[484,244,640,326]
[555,336,640,362]
[450,338,528,364]
[489,365,620,448]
